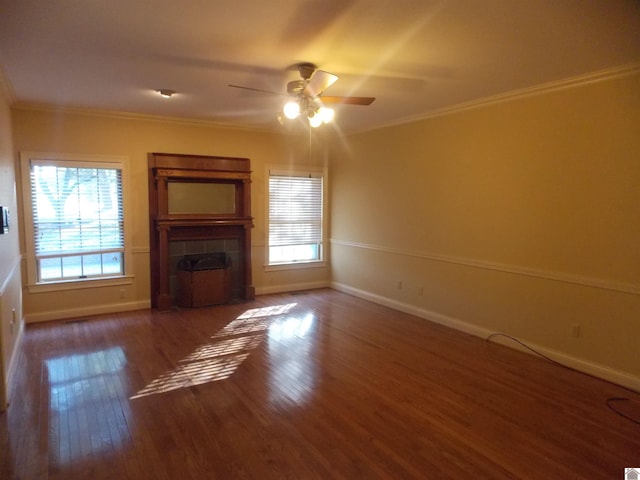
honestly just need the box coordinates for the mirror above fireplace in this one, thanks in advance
[168,181,236,215]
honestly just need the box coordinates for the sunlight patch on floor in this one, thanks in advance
[236,303,297,319]
[267,313,316,405]
[130,353,251,399]
[130,303,297,399]
[45,347,132,462]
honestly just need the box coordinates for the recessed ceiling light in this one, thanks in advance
[156,89,176,98]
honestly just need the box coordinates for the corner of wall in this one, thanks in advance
[0,260,24,409]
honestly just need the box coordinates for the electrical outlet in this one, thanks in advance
[417,286,424,296]
[397,281,403,290]
[571,323,581,338]
[119,288,125,299]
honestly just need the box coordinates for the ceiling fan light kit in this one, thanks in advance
[283,98,334,127]
[229,62,375,128]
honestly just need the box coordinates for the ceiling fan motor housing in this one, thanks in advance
[298,63,316,81]
[287,80,305,95]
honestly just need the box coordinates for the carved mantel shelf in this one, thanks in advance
[155,217,254,228]
[148,152,255,310]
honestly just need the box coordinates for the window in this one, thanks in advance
[268,170,324,265]
[21,153,129,286]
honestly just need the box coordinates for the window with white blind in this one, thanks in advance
[21,153,129,285]
[268,171,324,265]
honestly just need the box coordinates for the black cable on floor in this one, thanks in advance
[486,332,564,366]
[486,332,640,427]
[606,397,640,426]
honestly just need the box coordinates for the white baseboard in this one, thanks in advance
[25,299,151,324]
[331,282,640,393]
[255,280,331,296]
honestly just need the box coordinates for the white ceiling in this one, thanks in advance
[1,0,639,133]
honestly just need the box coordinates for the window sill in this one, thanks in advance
[264,261,327,272]
[26,275,134,294]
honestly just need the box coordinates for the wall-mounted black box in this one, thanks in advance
[0,206,8,234]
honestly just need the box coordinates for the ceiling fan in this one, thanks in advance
[229,63,375,126]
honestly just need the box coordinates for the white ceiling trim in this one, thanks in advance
[350,62,640,135]
[10,62,640,137]
[10,102,280,134]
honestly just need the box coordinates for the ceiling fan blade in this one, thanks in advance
[228,84,284,96]
[304,70,338,97]
[319,96,376,105]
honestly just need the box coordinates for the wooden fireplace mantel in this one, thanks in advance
[148,152,255,310]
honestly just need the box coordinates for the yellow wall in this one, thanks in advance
[8,71,640,391]
[0,78,23,408]
[330,71,640,387]
[11,109,331,322]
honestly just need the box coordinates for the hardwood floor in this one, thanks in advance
[1,289,638,479]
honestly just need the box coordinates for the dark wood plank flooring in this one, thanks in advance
[1,289,638,479]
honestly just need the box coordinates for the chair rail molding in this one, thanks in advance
[330,238,640,296]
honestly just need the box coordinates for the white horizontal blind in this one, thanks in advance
[30,160,124,281]
[269,173,323,263]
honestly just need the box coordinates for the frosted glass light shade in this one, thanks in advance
[283,101,300,119]
[319,107,334,123]
[309,114,323,128]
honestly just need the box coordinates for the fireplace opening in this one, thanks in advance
[170,240,241,307]
[175,251,232,307]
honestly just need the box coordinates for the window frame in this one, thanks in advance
[20,152,133,292]
[266,166,327,270]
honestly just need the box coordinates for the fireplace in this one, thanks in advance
[148,153,254,310]
[175,252,232,307]
[170,242,240,302]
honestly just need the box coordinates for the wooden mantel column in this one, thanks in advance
[155,224,172,310]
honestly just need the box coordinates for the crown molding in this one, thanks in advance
[9,62,640,136]
[10,102,284,134]
[351,62,640,135]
